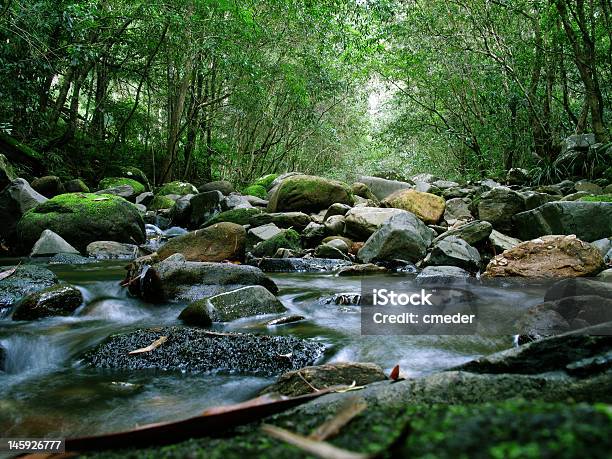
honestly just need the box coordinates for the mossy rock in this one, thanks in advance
[202,208,263,227]
[17,193,145,252]
[149,195,176,211]
[242,185,267,199]
[579,194,612,203]
[156,181,198,197]
[253,174,279,190]
[251,229,301,257]
[267,175,354,212]
[99,177,145,195]
[64,179,90,193]
[0,153,16,190]
[115,166,151,191]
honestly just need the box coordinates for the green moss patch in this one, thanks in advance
[203,208,263,227]
[251,229,301,257]
[242,185,267,199]
[149,195,176,211]
[156,181,198,197]
[99,177,145,195]
[579,194,612,203]
[253,174,279,190]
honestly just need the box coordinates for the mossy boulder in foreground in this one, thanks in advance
[17,193,146,253]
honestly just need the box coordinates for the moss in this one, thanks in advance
[0,132,42,160]
[115,167,151,190]
[251,229,301,257]
[270,175,354,212]
[203,208,263,226]
[149,195,176,211]
[156,181,198,197]
[242,185,267,199]
[253,174,279,190]
[579,194,612,203]
[99,177,145,195]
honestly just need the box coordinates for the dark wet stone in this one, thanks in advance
[49,253,92,265]
[0,264,58,312]
[248,257,352,273]
[12,284,83,320]
[82,327,325,376]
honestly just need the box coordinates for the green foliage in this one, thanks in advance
[253,174,279,190]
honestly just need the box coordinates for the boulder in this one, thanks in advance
[0,264,58,311]
[242,184,267,199]
[506,168,530,185]
[99,177,145,197]
[520,190,558,210]
[95,184,139,202]
[157,181,198,196]
[543,278,612,302]
[350,182,380,203]
[424,236,481,271]
[82,326,324,375]
[12,284,82,321]
[443,197,473,224]
[415,265,471,285]
[314,239,350,260]
[0,178,47,246]
[202,207,262,227]
[301,222,327,247]
[182,285,287,323]
[358,212,434,263]
[148,195,176,211]
[249,212,311,230]
[344,207,407,240]
[0,153,16,190]
[575,181,603,195]
[433,220,492,246]
[126,253,278,302]
[17,193,145,253]
[514,202,612,242]
[381,189,445,224]
[31,229,79,256]
[488,229,521,252]
[337,263,388,276]
[477,187,525,232]
[251,229,301,258]
[113,166,151,191]
[198,180,234,195]
[157,222,245,262]
[247,223,282,248]
[168,194,194,227]
[323,215,345,236]
[31,176,65,198]
[221,193,253,211]
[323,203,352,220]
[63,178,90,193]
[484,235,605,278]
[267,175,354,213]
[86,241,143,260]
[356,175,413,200]
[261,362,387,396]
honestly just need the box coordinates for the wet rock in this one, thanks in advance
[249,257,352,273]
[514,202,612,242]
[189,191,223,228]
[443,197,473,225]
[356,175,413,200]
[266,315,306,326]
[425,236,481,271]
[544,278,612,302]
[350,182,380,204]
[323,215,346,236]
[247,223,282,248]
[337,263,388,276]
[0,264,58,311]
[477,186,525,233]
[0,153,16,190]
[198,180,234,195]
[506,167,530,185]
[358,212,434,263]
[182,285,287,323]
[202,207,262,227]
[301,222,327,247]
[0,178,47,247]
[575,181,603,195]
[12,284,82,320]
[561,191,591,201]
[86,241,143,260]
[249,212,311,230]
[221,193,253,211]
[520,190,559,211]
[267,175,354,213]
[484,235,605,278]
[314,239,350,260]
[169,194,194,227]
[30,229,80,257]
[515,308,572,341]
[82,326,324,375]
[135,192,154,207]
[31,176,65,198]
[127,253,277,302]
[381,189,445,224]
[95,184,137,201]
[415,265,471,285]
[433,220,492,246]
[596,269,612,281]
[488,229,521,252]
[324,203,352,220]
[261,362,387,396]
[245,195,268,207]
[591,237,612,257]
[49,253,91,265]
[251,229,301,258]
[17,193,145,253]
[157,223,245,263]
[157,181,198,197]
[344,207,407,240]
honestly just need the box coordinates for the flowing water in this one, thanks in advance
[0,259,544,439]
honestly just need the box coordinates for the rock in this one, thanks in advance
[596,269,612,281]
[247,223,282,248]
[301,222,327,247]
[135,192,154,207]
[12,284,82,321]
[112,166,151,191]
[520,190,558,210]
[49,253,91,265]
[198,180,234,195]
[314,239,350,260]
[575,181,603,195]
[358,212,434,263]
[158,223,245,262]
[350,182,379,203]
[324,203,352,220]
[242,184,267,199]
[425,236,481,271]
[83,326,324,375]
[477,187,525,232]
[489,229,521,252]
[184,285,287,322]
[126,253,278,302]
[31,229,80,256]
[506,168,530,185]
[189,191,223,228]
[323,215,345,236]
[514,202,612,242]
[86,241,143,260]
[415,265,471,285]
[561,191,591,201]
[245,195,268,207]
[267,175,354,213]
[432,180,460,189]
[148,195,176,211]
[157,181,198,196]
[221,193,253,211]
[17,193,146,253]
[484,235,605,278]
[63,178,90,193]
[0,153,16,190]
[0,344,5,371]
[99,177,145,197]
[543,278,612,302]
[433,220,492,246]
[356,175,413,200]
[261,362,387,396]
[591,238,612,257]
[515,308,571,340]
[95,184,137,201]
[31,176,65,198]
[266,315,305,326]
[0,178,47,246]
[337,263,388,276]
[249,257,352,273]
[0,264,58,311]
[202,207,262,227]
[251,229,301,258]
[177,301,213,326]
[381,189,445,224]
[344,207,409,240]
[443,197,473,224]
[249,212,311,230]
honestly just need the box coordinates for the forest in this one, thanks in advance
[1,0,609,186]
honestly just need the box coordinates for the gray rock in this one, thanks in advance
[513,202,612,242]
[249,257,352,273]
[49,253,92,265]
[488,229,521,252]
[189,191,223,228]
[477,186,525,232]
[412,173,438,183]
[0,264,58,312]
[31,175,65,198]
[247,223,282,248]
[249,212,311,230]
[30,229,80,256]
[575,181,603,195]
[356,175,413,200]
[323,215,345,236]
[82,326,324,375]
[86,241,142,260]
[358,212,434,263]
[591,238,612,257]
[433,220,492,246]
[314,239,350,260]
[169,194,194,227]
[415,265,471,285]
[596,269,612,281]
[221,193,253,211]
[506,168,530,185]
[520,190,558,210]
[0,178,47,246]
[561,191,592,201]
[301,222,327,247]
[443,197,473,224]
[561,133,595,152]
[544,278,612,302]
[344,207,408,240]
[245,195,268,207]
[432,180,459,189]
[323,203,351,220]
[425,236,481,271]
[198,180,234,195]
[12,284,83,321]
[95,184,137,201]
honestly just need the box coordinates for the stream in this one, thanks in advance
[0,259,543,438]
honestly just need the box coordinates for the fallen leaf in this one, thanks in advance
[389,364,400,381]
[0,262,20,281]
[309,396,367,441]
[128,336,168,355]
[93,197,110,201]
